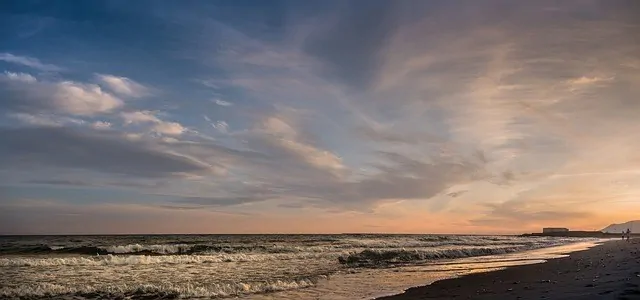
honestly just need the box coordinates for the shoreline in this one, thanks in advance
[378,239,640,300]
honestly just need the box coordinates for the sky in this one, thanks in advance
[1,0,639,235]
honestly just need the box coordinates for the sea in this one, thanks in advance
[0,234,602,299]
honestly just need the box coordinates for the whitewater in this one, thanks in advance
[0,234,602,299]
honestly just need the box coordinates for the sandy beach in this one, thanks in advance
[379,239,640,300]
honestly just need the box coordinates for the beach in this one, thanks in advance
[379,239,640,300]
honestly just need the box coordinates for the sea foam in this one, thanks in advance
[0,278,323,298]
[101,243,193,254]
[337,243,571,266]
[0,252,334,267]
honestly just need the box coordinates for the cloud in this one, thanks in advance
[8,112,85,127]
[301,1,398,89]
[96,108,485,210]
[91,121,112,130]
[150,12,505,210]
[180,196,263,207]
[156,2,638,214]
[121,110,186,136]
[213,99,233,106]
[356,124,422,144]
[0,127,212,178]
[183,148,484,210]
[465,169,640,230]
[255,116,345,172]
[21,177,165,189]
[169,113,487,210]
[0,53,62,72]
[203,115,230,133]
[567,76,611,86]
[211,120,229,133]
[3,71,36,82]
[351,151,484,200]
[0,200,259,235]
[3,1,640,232]
[447,190,467,198]
[1,71,123,116]
[153,121,186,136]
[121,110,161,124]
[471,200,594,229]
[95,74,152,98]
[24,179,95,187]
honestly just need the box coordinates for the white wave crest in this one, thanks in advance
[338,246,527,265]
[100,243,192,254]
[0,278,322,298]
[0,252,334,267]
[336,236,568,249]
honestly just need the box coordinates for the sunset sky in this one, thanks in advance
[1,0,639,234]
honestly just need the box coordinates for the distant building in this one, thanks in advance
[543,227,569,233]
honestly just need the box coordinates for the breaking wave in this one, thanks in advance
[0,252,333,267]
[0,236,588,257]
[0,277,324,299]
[1,235,600,300]
[101,244,193,254]
[0,243,339,256]
[338,246,526,266]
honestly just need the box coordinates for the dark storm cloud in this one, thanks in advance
[0,127,211,178]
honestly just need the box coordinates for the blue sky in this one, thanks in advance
[1,0,640,234]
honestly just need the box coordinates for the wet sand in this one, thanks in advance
[379,239,640,300]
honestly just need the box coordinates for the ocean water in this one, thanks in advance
[0,234,601,299]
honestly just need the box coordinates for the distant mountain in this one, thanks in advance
[601,220,640,233]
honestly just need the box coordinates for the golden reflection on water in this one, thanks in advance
[247,241,603,300]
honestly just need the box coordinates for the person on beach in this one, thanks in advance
[626,228,632,241]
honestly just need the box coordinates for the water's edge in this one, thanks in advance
[370,240,606,300]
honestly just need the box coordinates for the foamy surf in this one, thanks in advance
[101,243,193,254]
[0,235,601,299]
[0,252,335,266]
[0,278,323,299]
[338,246,525,266]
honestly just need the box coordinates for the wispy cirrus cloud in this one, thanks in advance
[120,110,186,136]
[2,1,640,233]
[0,53,62,72]
[213,99,233,106]
[8,112,85,127]
[95,74,152,98]
[0,126,211,178]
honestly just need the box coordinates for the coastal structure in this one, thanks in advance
[542,227,569,233]
[521,221,639,237]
